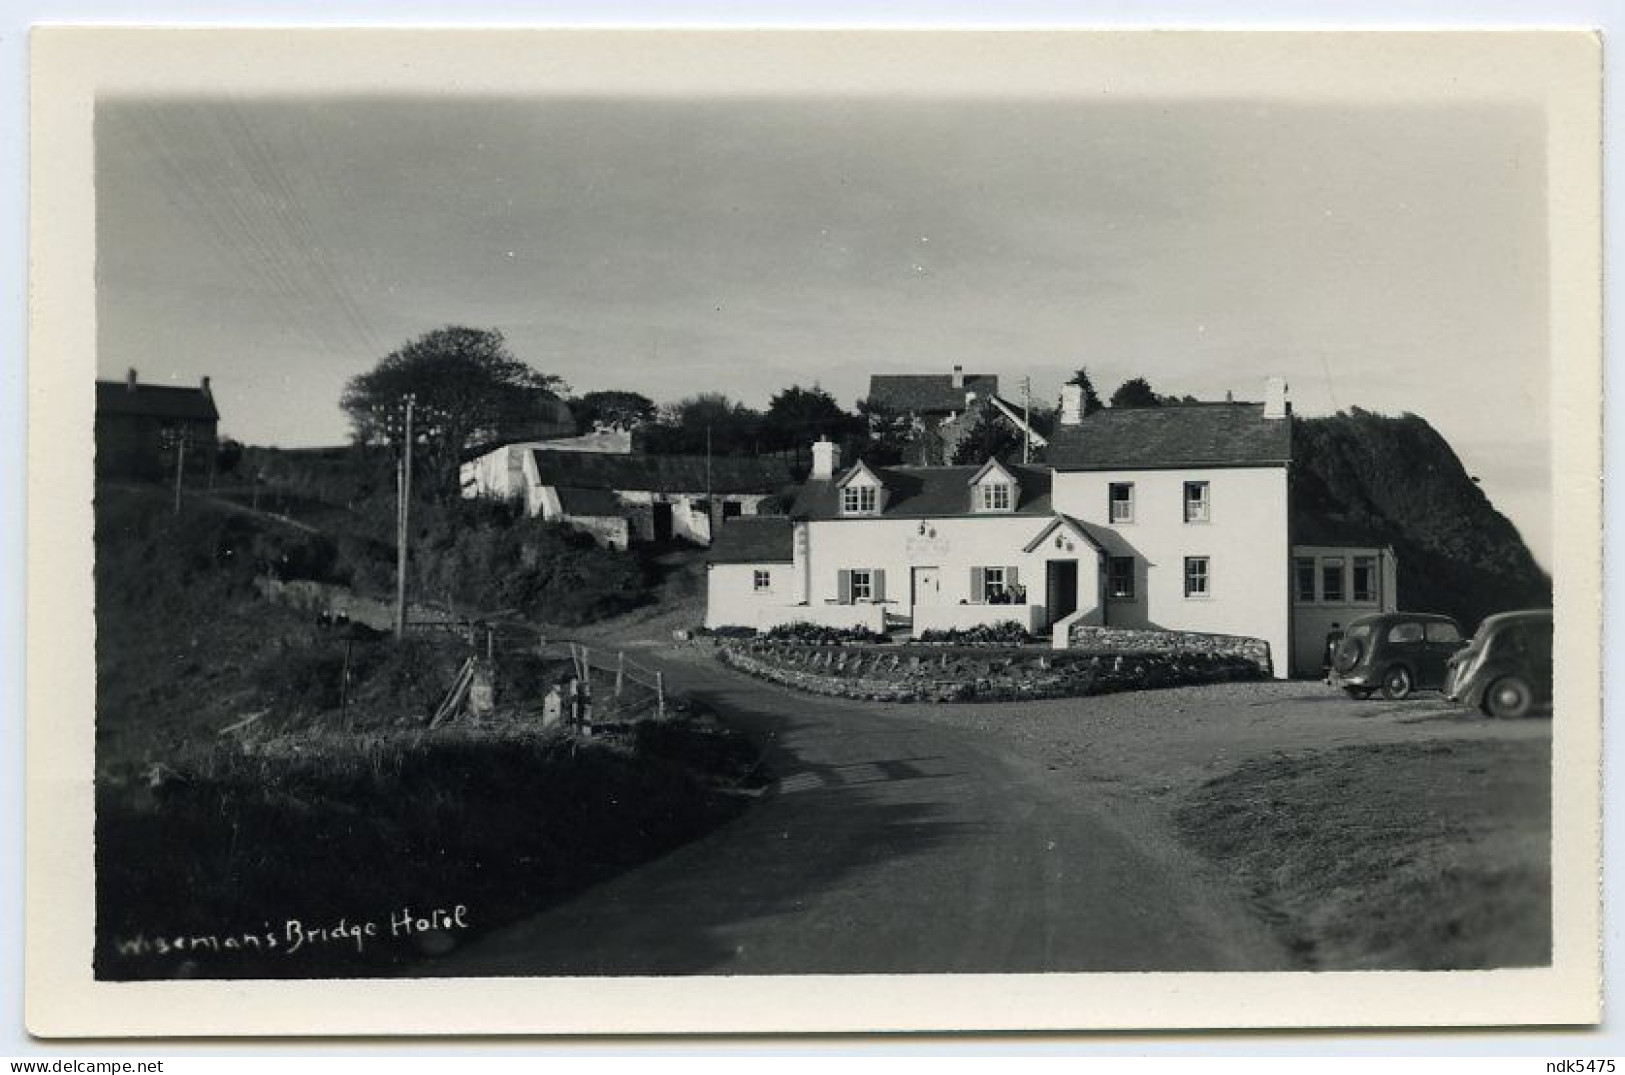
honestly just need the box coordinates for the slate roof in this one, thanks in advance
[1045,403,1291,470]
[95,381,220,422]
[867,373,999,415]
[555,486,624,517]
[707,515,795,564]
[530,450,790,495]
[790,462,1052,520]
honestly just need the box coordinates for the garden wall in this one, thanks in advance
[1067,624,1272,677]
[716,639,1263,704]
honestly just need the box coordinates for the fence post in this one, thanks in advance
[656,671,665,719]
[616,652,625,698]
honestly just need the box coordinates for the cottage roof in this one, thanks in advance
[1045,403,1291,470]
[790,462,1052,520]
[554,486,624,517]
[707,515,795,564]
[95,380,220,422]
[530,450,790,495]
[867,373,999,415]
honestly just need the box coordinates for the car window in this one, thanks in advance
[1345,624,1373,641]
[1424,622,1461,644]
[1387,622,1424,644]
[1495,621,1552,663]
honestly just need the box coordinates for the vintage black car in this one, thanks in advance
[1328,611,1468,700]
[1445,610,1554,718]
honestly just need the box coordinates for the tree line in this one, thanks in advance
[337,325,1204,486]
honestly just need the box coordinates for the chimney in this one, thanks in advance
[1263,376,1290,419]
[811,436,841,480]
[200,375,212,397]
[951,364,965,390]
[1059,383,1085,426]
[125,368,138,393]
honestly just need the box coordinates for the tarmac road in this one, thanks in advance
[423,652,1290,977]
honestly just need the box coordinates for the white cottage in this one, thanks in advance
[706,377,1398,677]
[461,442,791,550]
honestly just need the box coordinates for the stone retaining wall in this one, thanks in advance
[716,640,1262,704]
[1067,624,1272,677]
[254,577,465,632]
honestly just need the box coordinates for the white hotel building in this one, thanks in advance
[706,379,1395,677]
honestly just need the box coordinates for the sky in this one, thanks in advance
[95,95,1551,566]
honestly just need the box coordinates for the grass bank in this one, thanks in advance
[95,482,764,979]
[1175,738,1551,969]
[97,716,761,980]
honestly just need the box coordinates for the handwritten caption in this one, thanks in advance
[114,905,471,959]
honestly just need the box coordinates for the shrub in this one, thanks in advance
[916,621,1037,647]
[699,625,757,639]
[762,622,888,645]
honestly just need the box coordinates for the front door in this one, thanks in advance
[1046,559,1079,625]
[911,566,941,608]
[651,502,674,542]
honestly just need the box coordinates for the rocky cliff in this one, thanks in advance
[1291,410,1551,632]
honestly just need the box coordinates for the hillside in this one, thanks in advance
[1291,411,1551,631]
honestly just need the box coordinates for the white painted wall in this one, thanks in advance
[799,514,1100,628]
[458,445,528,507]
[1288,545,1399,677]
[705,562,793,629]
[562,514,631,551]
[1049,465,1292,677]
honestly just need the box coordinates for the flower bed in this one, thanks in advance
[914,621,1038,647]
[762,622,890,646]
[716,639,1264,703]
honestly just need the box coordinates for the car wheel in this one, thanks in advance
[1343,687,1374,700]
[1484,676,1533,719]
[1380,666,1413,701]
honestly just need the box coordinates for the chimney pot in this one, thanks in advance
[1059,383,1085,426]
[1263,376,1290,419]
[126,368,138,392]
[200,375,212,396]
[811,436,841,481]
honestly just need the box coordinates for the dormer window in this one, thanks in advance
[835,459,888,516]
[842,485,878,515]
[968,458,1020,514]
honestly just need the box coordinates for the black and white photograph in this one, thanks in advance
[25,28,1602,1036]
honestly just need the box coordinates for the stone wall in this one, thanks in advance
[1067,624,1272,677]
[716,639,1263,704]
[254,577,467,632]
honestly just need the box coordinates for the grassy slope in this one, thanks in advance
[1175,738,1551,969]
[95,483,759,980]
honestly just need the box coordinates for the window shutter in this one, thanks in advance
[838,570,852,605]
[970,567,985,603]
[874,569,886,602]
[1006,565,1019,590]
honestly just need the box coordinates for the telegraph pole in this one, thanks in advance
[161,427,188,514]
[374,394,418,640]
[395,394,415,639]
[1020,377,1033,464]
